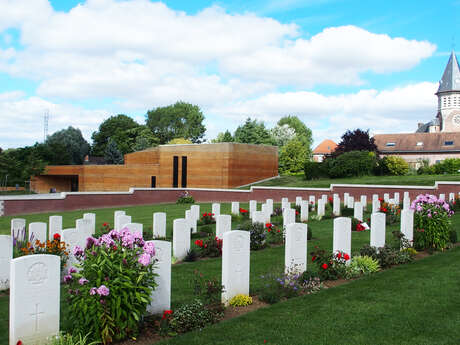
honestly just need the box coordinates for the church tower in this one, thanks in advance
[436,51,460,132]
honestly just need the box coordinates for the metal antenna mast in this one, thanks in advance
[44,110,49,141]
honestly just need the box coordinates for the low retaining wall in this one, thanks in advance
[1,182,459,216]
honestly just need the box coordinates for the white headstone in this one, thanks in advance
[191,205,200,221]
[185,210,197,234]
[400,209,414,244]
[261,204,271,223]
[295,196,302,206]
[117,215,132,230]
[333,217,351,260]
[404,191,409,199]
[317,199,325,217]
[83,213,96,235]
[48,216,62,241]
[300,200,309,222]
[360,195,367,211]
[266,199,274,215]
[146,241,171,315]
[29,222,47,244]
[343,193,349,207]
[372,199,380,214]
[153,212,166,238]
[172,219,190,260]
[0,235,12,290]
[394,192,400,205]
[283,208,296,228]
[449,193,455,202]
[221,231,250,304]
[114,210,126,231]
[76,218,92,239]
[372,194,379,202]
[439,193,445,201]
[11,218,26,238]
[212,203,221,217]
[252,211,265,225]
[370,212,386,249]
[353,202,363,222]
[348,196,355,209]
[308,196,315,210]
[281,198,290,211]
[10,254,60,345]
[321,194,328,204]
[333,194,341,216]
[124,223,143,237]
[249,200,257,218]
[216,214,232,239]
[383,193,390,203]
[61,228,85,266]
[403,196,411,210]
[231,202,240,215]
[285,223,308,274]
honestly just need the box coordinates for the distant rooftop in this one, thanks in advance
[313,139,338,155]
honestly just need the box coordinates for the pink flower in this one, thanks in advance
[138,253,151,266]
[89,287,97,295]
[143,242,156,256]
[97,285,110,296]
[73,246,84,257]
[68,267,77,274]
[78,277,89,285]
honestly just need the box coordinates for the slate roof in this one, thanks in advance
[436,51,460,94]
[313,139,338,154]
[374,132,460,153]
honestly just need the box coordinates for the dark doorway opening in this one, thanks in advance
[151,176,156,188]
[70,175,79,192]
[172,156,179,188]
[181,156,187,188]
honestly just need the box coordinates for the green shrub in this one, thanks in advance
[64,229,157,344]
[169,300,219,333]
[229,294,253,307]
[310,249,349,280]
[176,191,195,204]
[449,229,458,243]
[279,138,309,174]
[249,222,267,250]
[412,194,453,250]
[304,161,327,180]
[327,151,377,178]
[46,333,100,345]
[345,255,380,279]
[265,222,284,244]
[417,159,434,175]
[381,156,409,175]
[433,158,460,174]
[199,224,214,234]
[184,248,199,262]
[194,236,223,257]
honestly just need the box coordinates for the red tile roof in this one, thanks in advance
[313,139,338,154]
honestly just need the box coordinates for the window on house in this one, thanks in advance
[444,141,454,146]
[386,142,396,147]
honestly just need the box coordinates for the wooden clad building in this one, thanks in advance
[31,143,278,193]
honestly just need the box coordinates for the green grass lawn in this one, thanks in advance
[242,173,460,189]
[0,203,459,345]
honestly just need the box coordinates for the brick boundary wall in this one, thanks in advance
[1,182,459,217]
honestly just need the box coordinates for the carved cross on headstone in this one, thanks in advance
[30,303,44,332]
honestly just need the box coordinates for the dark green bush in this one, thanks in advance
[327,151,377,178]
[169,300,218,333]
[304,161,327,180]
[449,229,458,244]
[249,222,267,250]
[184,248,199,262]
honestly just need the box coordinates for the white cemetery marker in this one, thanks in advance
[343,193,349,207]
[117,215,132,230]
[212,203,221,217]
[261,204,271,223]
[29,222,47,244]
[321,194,328,204]
[348,196,355,209]
[172,219,190,260]
[252,211,265,225]
[249,200,257,218]
[191,205,200,221]
[394,192,400,205]
[449,193,455,202]
[333,195,341,216]
[354,202,363,222]
[11,218,26,239]
[48,216,62,241]
[360,195,367,211]
[383,193,390,203]
[285,223,308,274]
[10,254,60,345]
[403,196,411,210]
[300,200,309,222]
[295,196,302,206]
[372,194,379,202]
[114,210,126,230]
[400,209,414,244]
[153,212,166,238]
[221,231,250,304]
[283,209,296,228]
[370,212,386,249]
[333,217,351,260]
[308,196,315,210]
[266,199,274,215]
[372,199,380,214]
[83,213,96,235]
[317,199,325,217]
[147,240,171,315]
[0,235,12,290]
[231,202,240,215]
[76,218,92,239]
[216,215,232,239]
[62,228,85,266]
[185,210,197,234]
[439,193,445,201]
[124,223,143,237]
[404,191,409,199]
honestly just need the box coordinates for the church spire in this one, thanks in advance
[436,51,460,94]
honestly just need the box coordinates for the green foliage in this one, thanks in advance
[381,156,409,175]
[433,158,460,174]
[167,138,193,144]
[91,115,141,156]
[211,130,234,143]
[131,126,159,152]
[46,127,90,165]
[194,236,223,257]
[184,248,199,262]
[228,294,253,307]
[278,138,309,174]
[327,151,377,178]
[304,161,327,180]
[265,223,284,244]
[233,118,275,145]
[270,124,296,147]
[169,299,219,333]
[359,243,415,269]
[345,256,380,279]
[146,102,206,144]
[412,194,453,250]
[310,249,349,280]
[248,222,267,250]
[176,191,195,204]
[277,115,313,150]
[0,145,47,186]
[449,229,458,243]
[104,138,124,164]
[64,229,157,344]
[45,332,100,345]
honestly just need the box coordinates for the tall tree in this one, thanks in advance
[233,118,275,145]
[104,138,124,164]
[333,129,377,157]
[278,138,309,174]
[91,115,141,156]
[277,115,313,148]
[46,127,90,165]
[211,130,234,143]
[146,102,206,144]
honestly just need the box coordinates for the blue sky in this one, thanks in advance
[0,0,458,149]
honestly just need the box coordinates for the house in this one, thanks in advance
[312,139,337,162]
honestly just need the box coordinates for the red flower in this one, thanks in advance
[378,198,383,202]
[382,208,387,212]
[112,246,117,251]
[267,229,271,232]
[103,222,108,227]
[295,211,299,215]
[265,223,272,228]
[322,263,328,269]
[312,256,316,262]
[202,213,206,217]
[344,253,350,261]
[337,252,342,259]
[53,233,61,241]
[194,240,203,247]
[16,341,23,345]
[277,230,280,233]
[328,197,333,202]
[162,310,173,319]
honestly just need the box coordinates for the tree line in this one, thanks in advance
[0,102,314,187]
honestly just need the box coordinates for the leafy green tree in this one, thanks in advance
[278,116,312,145]
[91,115,140,156]
[104,138,124,164]
[278,138,309,174]
[233,118,275,145]
[270,124,296,147]
[167,138,193,144]
[146,102,206,144]
[0,146,47,186]
[131,126,159,152]
[211,130,234,143]
[45,127,90,165]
